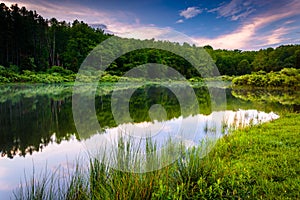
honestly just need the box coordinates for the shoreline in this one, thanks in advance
[13,113,300,199]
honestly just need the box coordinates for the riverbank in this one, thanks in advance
[14,113,299,199]
[0,65,234,84]
[2,66,300,91]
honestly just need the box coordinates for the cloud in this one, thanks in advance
[1,0,187,43]
[194,21,293,50]
[194,24,292,50]
[113,26,171,40]
[208,0,256,21]
[176,19,184,24]
[194,23,255,49]
[1,0,150,37]
[265,28,290,45]
[230,8,256,21]
[1,0,196,44]
[179,7,202,19]
[254,26,298,48]
[115,26,197,45]
[195,0,300,49]
[1,0,138,31]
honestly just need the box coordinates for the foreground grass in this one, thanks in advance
[14,113,300,200]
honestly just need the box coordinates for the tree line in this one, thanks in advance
[0,3,110,72]
[0,3,300,79]
[207,45,300,75]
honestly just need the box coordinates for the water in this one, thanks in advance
[0,83,298,198]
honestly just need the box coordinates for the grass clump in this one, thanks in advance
[14,113,300,199]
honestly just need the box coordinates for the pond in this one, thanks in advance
[0,83,299,198]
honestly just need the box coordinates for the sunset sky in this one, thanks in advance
[2,0,300,50]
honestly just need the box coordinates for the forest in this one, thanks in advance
[0,3,300,83]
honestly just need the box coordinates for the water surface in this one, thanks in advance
[0,83,298,198]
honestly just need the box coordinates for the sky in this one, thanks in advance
[2,0,300,50]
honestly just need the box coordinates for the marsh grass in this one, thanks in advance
[14,113,300,199]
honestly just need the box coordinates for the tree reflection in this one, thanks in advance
[0,84,212,158]
[1,84,297,158]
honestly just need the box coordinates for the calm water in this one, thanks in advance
[0,83,299,198]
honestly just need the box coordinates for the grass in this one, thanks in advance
[14,113,300,200]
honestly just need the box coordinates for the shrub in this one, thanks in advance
[232,68,300,88]
[47,66,74,75]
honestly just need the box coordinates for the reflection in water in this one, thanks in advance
[0,95,76,158]
[0,109,279,198]
[0,84,212,158]
[232,88,300,112]
[84,109,279,172]
[0,84,296,159]
[0,83,287,198]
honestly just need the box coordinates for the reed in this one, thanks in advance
[14,113,300,200]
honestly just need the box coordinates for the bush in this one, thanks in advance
[8,64,20,73]
[100,74,120,82]
[232,68,300,88]
[46,66,74,75]
[280,68,299,76]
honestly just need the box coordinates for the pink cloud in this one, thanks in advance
[2,0,138,30]
[195,0,300,49]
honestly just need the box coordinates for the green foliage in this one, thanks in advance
[100,74,121,82]
[8,64,20,73]
[232,88,300,106]
[0,65,77,83]
[0,3,110,72]
[209,49,256,76]
[237,59,251,75]
[46,66,73,75]
[1,2,300,81]
[189,76,203,82]
[232,68,300,88]
[1,3,300,83]
[20,57,37,71]
[251,45,300,72]
[280,67,298,76]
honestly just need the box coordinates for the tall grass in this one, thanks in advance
[14,113,300,199]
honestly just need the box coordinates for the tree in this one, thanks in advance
[295,50,300,69]
[237,59,251,75]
